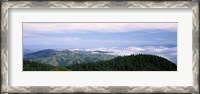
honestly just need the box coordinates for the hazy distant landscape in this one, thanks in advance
[23,23,177,71]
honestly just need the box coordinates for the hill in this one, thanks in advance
[23,49,116,66]
[23,60,70,71]
[23,54,177,71]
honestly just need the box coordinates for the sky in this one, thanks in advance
[23,23,177,63]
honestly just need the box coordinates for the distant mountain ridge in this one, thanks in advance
[24,49,57,58]
[24,49,116,66]
[23,49,39,55]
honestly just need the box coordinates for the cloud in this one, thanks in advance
[85,46,177,63]
[24,36,80,45]
[23,23,177,34]
[23,33,37,37]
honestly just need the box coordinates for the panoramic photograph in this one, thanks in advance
[23,23,177,71]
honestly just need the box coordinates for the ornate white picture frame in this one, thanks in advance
[1,1,199,94]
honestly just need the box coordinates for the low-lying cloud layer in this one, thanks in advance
[85,46,177,63]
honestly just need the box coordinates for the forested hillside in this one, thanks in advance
[23,60,70,71]
[24,54,177,71]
